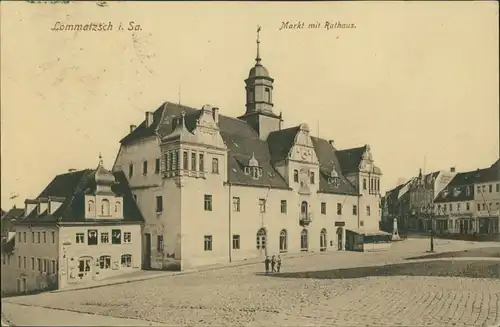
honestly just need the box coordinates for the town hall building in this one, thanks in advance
[112,30,386,270]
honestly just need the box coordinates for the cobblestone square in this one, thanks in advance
[3,239,500,326]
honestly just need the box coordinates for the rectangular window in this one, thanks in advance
[37,258,42,272]
[23,232,26,243]
[51,231,55,243]
[157,235,164,252]
[204,235,212,251]
[43,231,46,243]
[457,203,461,211]
[167,151,172,171]
[156,196,163,213]
[143,160,148,175]
[88,229,98,245]
[129,163,134,178]
[280,200,287,214]
[477,203,481,211]
[489,184,493,193]
[37,232,40,243]
[204,195,213,211]
[31,257,35,270]
[293,170,299,182]
[76,233,84,244]
[363,179,367,190]
[124,232,132,243]
[43,259,47,273]
[31,232,35,243]
[352,205,358,215]
[191,153,197,171]
[337,203,342,215]
[496,184,499,192]
[183,151,188,170]
[18,232,21,242]
[259,199,266,213]
[310,172,315,184]
[321,202,326,215]
[366,205,371,216]
[212,158,219,174]
[449,203,452,211]
[112,229,122,244]
[101,232,109,244]
[199,154,205,171]
[155,158,160,174]
[23,256,26,269]
[52,260,56,274]
[466,202,470,211]
[232,235,240,250]
[232,197,240,212]
[18,256,21,268]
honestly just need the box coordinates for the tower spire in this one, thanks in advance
[256,25,262,64]
[98,152,104,166]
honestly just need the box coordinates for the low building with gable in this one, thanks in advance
[112,30,387,270]
[1,157,144,295]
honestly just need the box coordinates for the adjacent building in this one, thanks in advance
[1,159,144,295]
[112,31,387,271]
[473,160,500,234]
[1,206,25,241]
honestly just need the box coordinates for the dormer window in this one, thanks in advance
[442,189,449,198]
[466,186,471,196]
[327,167,340,187]
[88,200,95,213]
[101,199,110,216]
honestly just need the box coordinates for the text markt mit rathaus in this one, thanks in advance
[51,21,139,31]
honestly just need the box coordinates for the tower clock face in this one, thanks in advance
[301,151,308,160]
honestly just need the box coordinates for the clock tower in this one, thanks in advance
[238,26,282,141]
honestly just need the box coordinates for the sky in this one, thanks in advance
[1,1,499,210]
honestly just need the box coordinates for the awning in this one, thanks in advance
[347,228,391,236]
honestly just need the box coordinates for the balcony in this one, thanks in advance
[299,212,312,226]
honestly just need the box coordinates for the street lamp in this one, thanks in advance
[427,204,434,253]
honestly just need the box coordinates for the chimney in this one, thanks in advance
[212,107,219,125]
[145,112,153,127]
[450,167,456,173]
[68,169,76,172]
[328,140,335,147]
[130,125,137,133]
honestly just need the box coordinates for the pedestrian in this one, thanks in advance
[276,255,282,273]
[264,256,270,275]
[271,255,276,273]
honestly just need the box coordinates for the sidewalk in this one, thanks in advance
[1,302,161,326]
[51,251,317,293]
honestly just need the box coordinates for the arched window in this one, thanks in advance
[87,200,94,213]
[279,229,287,253]
[300,201,308,218]
[101,199,110,216]
[120,254,132,268]
[115,201,121,213]
[320,229,327,252]
[256,228,266,250]
[252,167,259,179]
[300,229,308,251]
[99,255,111,269]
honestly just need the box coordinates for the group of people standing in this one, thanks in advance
[264,255,282,274]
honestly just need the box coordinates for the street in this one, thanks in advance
[2,238,500,327]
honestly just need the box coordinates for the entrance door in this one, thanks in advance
[22,278,27,293]
[16,279,21,293]
[144,233,151,269]
[256,228,267,256]
[337,227,343,250]
[320,229,327,252]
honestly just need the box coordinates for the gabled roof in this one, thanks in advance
[434,170,478,203]
[474,163,499,184]
[310,137,358,195]
[267,126,300,163]
[335,146,367,174]
[1,207,25,222]
[118,101,372,192]
[19,170,144,225]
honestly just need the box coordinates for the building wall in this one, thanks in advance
[113,136,169,268]
[57,224,142,289]
[1,224,59,295]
